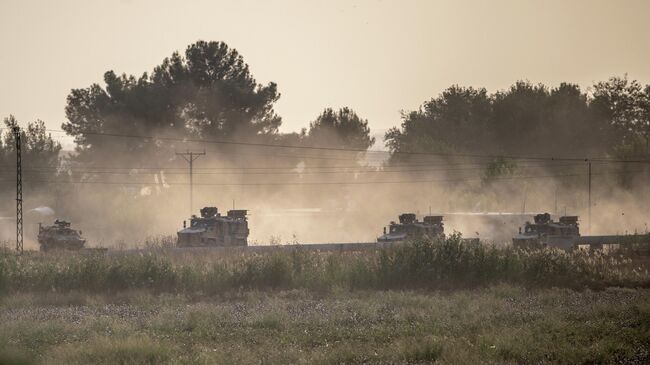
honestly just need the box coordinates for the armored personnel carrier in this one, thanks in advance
[177,207,249,247]
[37,220,86,251]
[377,213,444,243]
[512,213,579,250]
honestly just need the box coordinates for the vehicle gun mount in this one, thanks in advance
[200,207,219,218]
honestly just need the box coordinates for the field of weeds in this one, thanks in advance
[1,287,649,364]
[0,237,649,364]
[1,236,648,294]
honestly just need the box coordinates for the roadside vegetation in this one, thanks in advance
[1,236,648,295]
[1,238,649,364]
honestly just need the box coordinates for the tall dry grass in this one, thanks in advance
[0,235,647,295]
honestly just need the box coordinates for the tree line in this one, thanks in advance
[386,79,650,163]
[1,40,649,182]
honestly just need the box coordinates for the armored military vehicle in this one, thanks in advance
[177,207,249,247]
[37,220,86,251]
[512,213,579,250]
[377,213,444,243]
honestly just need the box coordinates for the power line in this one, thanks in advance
[0,159,617,172]
[44,129,650,163]
[6,126,650,163]
[1,162,612,177]
[0,169,643,187]
[0,160,482,170]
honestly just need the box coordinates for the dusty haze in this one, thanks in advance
[1,0,649,138]
[2,143,648,249]
[0,0,649,248]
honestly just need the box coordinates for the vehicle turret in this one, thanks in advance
[200,207,219,218]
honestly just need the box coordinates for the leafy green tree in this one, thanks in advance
[637,85,650,153]
[385,85,492,163]
[386,81,623,161]
[307,107,375,150]
[589,77,650,188]
[63,40,281,165]
[491,81,549,154]
[1,115,61,188]
[591,76,644,147]
[293,107,376,209]
[3,116,61,165]
[543,83,612,157]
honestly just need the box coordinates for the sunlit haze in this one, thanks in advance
[1,0,649,149]
[1,4,650,361]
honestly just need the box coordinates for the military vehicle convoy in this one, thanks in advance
[37,220,86,251]
[23,207,646,254]
[512,213,579,250]
[377,213,444,243]
[376,211,648,252]
[177,207,249,247]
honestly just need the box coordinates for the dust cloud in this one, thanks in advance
[2,140,648,249]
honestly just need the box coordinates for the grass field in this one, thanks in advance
[1,237,649,364]
[1,287,649,364]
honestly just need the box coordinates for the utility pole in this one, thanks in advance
[13,126,23,253]
[175,150,205,215]
[587,161,591,234]
[554,185,558,215]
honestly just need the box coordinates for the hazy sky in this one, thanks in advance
[1,0,649,148]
